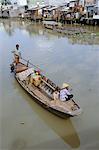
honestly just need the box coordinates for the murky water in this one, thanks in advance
[0,19,99,150]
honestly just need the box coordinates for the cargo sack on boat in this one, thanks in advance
[30,73,36,84]
[17,68,34,81]
[33,75,41,87]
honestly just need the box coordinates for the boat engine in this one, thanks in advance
[10,63,15,73]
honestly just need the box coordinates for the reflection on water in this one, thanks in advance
[13,79,80,149]
[44,27,99,45]
[0,19,99,45]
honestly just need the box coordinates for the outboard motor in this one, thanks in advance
[10,63,15,73]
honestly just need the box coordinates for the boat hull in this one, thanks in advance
[15,75,72,118]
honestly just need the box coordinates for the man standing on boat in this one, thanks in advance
[10,44,21,72]
[14,44,21,58]
[13,44,21,64]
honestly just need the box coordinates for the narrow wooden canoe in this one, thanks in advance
[43,21,87,35]
[10,59,82,118]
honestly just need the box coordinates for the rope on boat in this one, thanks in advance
[21,57,43,72]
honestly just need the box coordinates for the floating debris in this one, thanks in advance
[20,122,25,125]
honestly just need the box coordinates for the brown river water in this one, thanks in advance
[0,19,99,150]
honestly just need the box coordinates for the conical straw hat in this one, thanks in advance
[62,83,69,88]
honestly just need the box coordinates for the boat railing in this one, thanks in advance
[20,57,43,72]
[41,79,55,91]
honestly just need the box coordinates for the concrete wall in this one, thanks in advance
[17,0,27,6]
[9,9,19,17]
[28,0,45,5]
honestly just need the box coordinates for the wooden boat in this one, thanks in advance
[43,21,87,35]
[43,21,59,30]
[10,55,82,118]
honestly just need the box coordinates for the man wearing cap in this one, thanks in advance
[59,83,73,101]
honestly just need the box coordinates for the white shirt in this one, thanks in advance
[14,48,21,57]
[60,88,71,101]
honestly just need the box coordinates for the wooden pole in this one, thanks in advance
[21,57,43,72]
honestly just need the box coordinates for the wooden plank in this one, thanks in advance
[28,84,51,103]
[41,79,55,90]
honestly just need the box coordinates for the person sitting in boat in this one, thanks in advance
[30,71,41,87]
[53,87,60,101]
[42,75,47,81]
[59,83,73,101]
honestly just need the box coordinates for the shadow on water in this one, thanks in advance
[12,78,80,149]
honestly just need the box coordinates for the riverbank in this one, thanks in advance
[1,15,99,26]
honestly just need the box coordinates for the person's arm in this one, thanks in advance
[65,89,71,95]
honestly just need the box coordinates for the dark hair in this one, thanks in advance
[16,44,19,48]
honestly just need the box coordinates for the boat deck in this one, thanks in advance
[26,81,78,113]
[15,62,80,115]
[15,62,28,73]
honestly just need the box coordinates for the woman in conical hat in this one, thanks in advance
[60,83,73,101]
